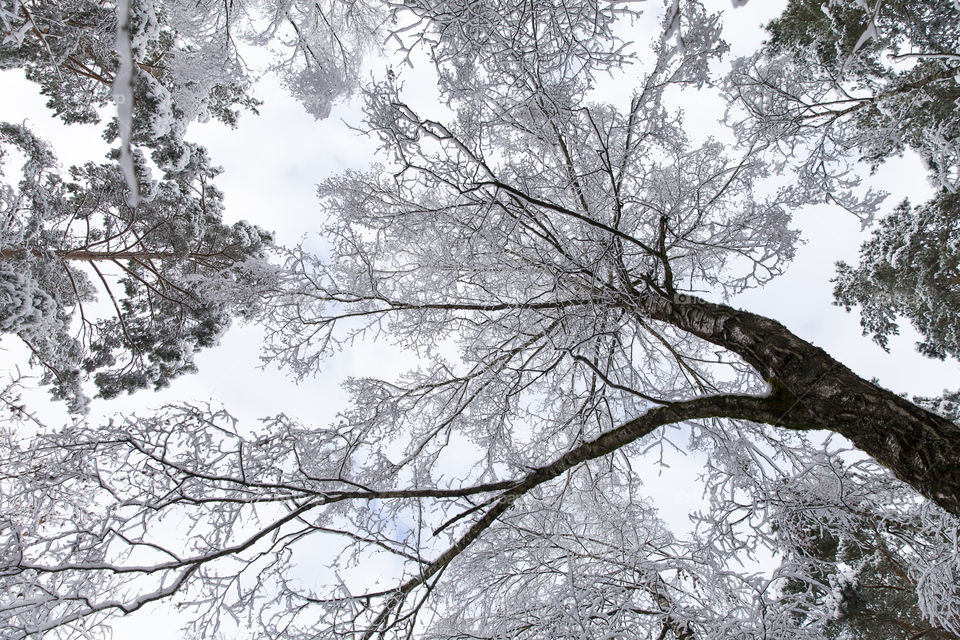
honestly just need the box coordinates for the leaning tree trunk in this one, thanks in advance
[639,293,960,516]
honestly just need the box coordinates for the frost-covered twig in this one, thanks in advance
[113,0,139,207]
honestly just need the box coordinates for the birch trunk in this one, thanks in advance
[640,294,960,515]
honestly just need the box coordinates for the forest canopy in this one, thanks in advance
[0,1,959,639]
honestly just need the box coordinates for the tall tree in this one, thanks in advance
[0,0,264,165]
[726,0,960,218]
[715,435,960,640]
[0,1,958,639]
[0,123,275,410]
[728,0,960,402]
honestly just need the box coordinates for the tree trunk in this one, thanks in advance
[0,247,180,261]
[639,293,960,516]
[0,247,223,261]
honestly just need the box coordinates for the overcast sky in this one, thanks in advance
[2,0,953,423]
[1,1,958,636]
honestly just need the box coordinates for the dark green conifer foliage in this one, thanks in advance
[834,192,960,362]
[0,123,275,411]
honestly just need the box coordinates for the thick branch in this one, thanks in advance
[638,293,960,515]
[361,392,783,637]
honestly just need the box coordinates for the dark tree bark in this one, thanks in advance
[639,293,960,516]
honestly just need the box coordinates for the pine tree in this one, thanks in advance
[834,191,960,362]
[0,0,262,156]
[0,122,276,410]
[763,0,960,177]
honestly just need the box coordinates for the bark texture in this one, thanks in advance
[640,293,960,516]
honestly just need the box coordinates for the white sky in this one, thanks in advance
[1,0,959,637]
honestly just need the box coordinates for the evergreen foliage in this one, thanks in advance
[835,192,960,361]
[0,122,275,410]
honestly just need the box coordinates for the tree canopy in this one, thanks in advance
[0,1,958,639]
[728,0,960,366]
[0,121,275,410]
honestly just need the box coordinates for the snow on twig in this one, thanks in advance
[113,0,139,208]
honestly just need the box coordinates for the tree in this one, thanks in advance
[727,0,960,400]
[834,190,960,362]
[0,122,276,411]
[766,0,960,179]
[0,0,295,410]
[1,1,959,639]
[752,442,960,640]
[0,0,263,164]
[725,0,960,219]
